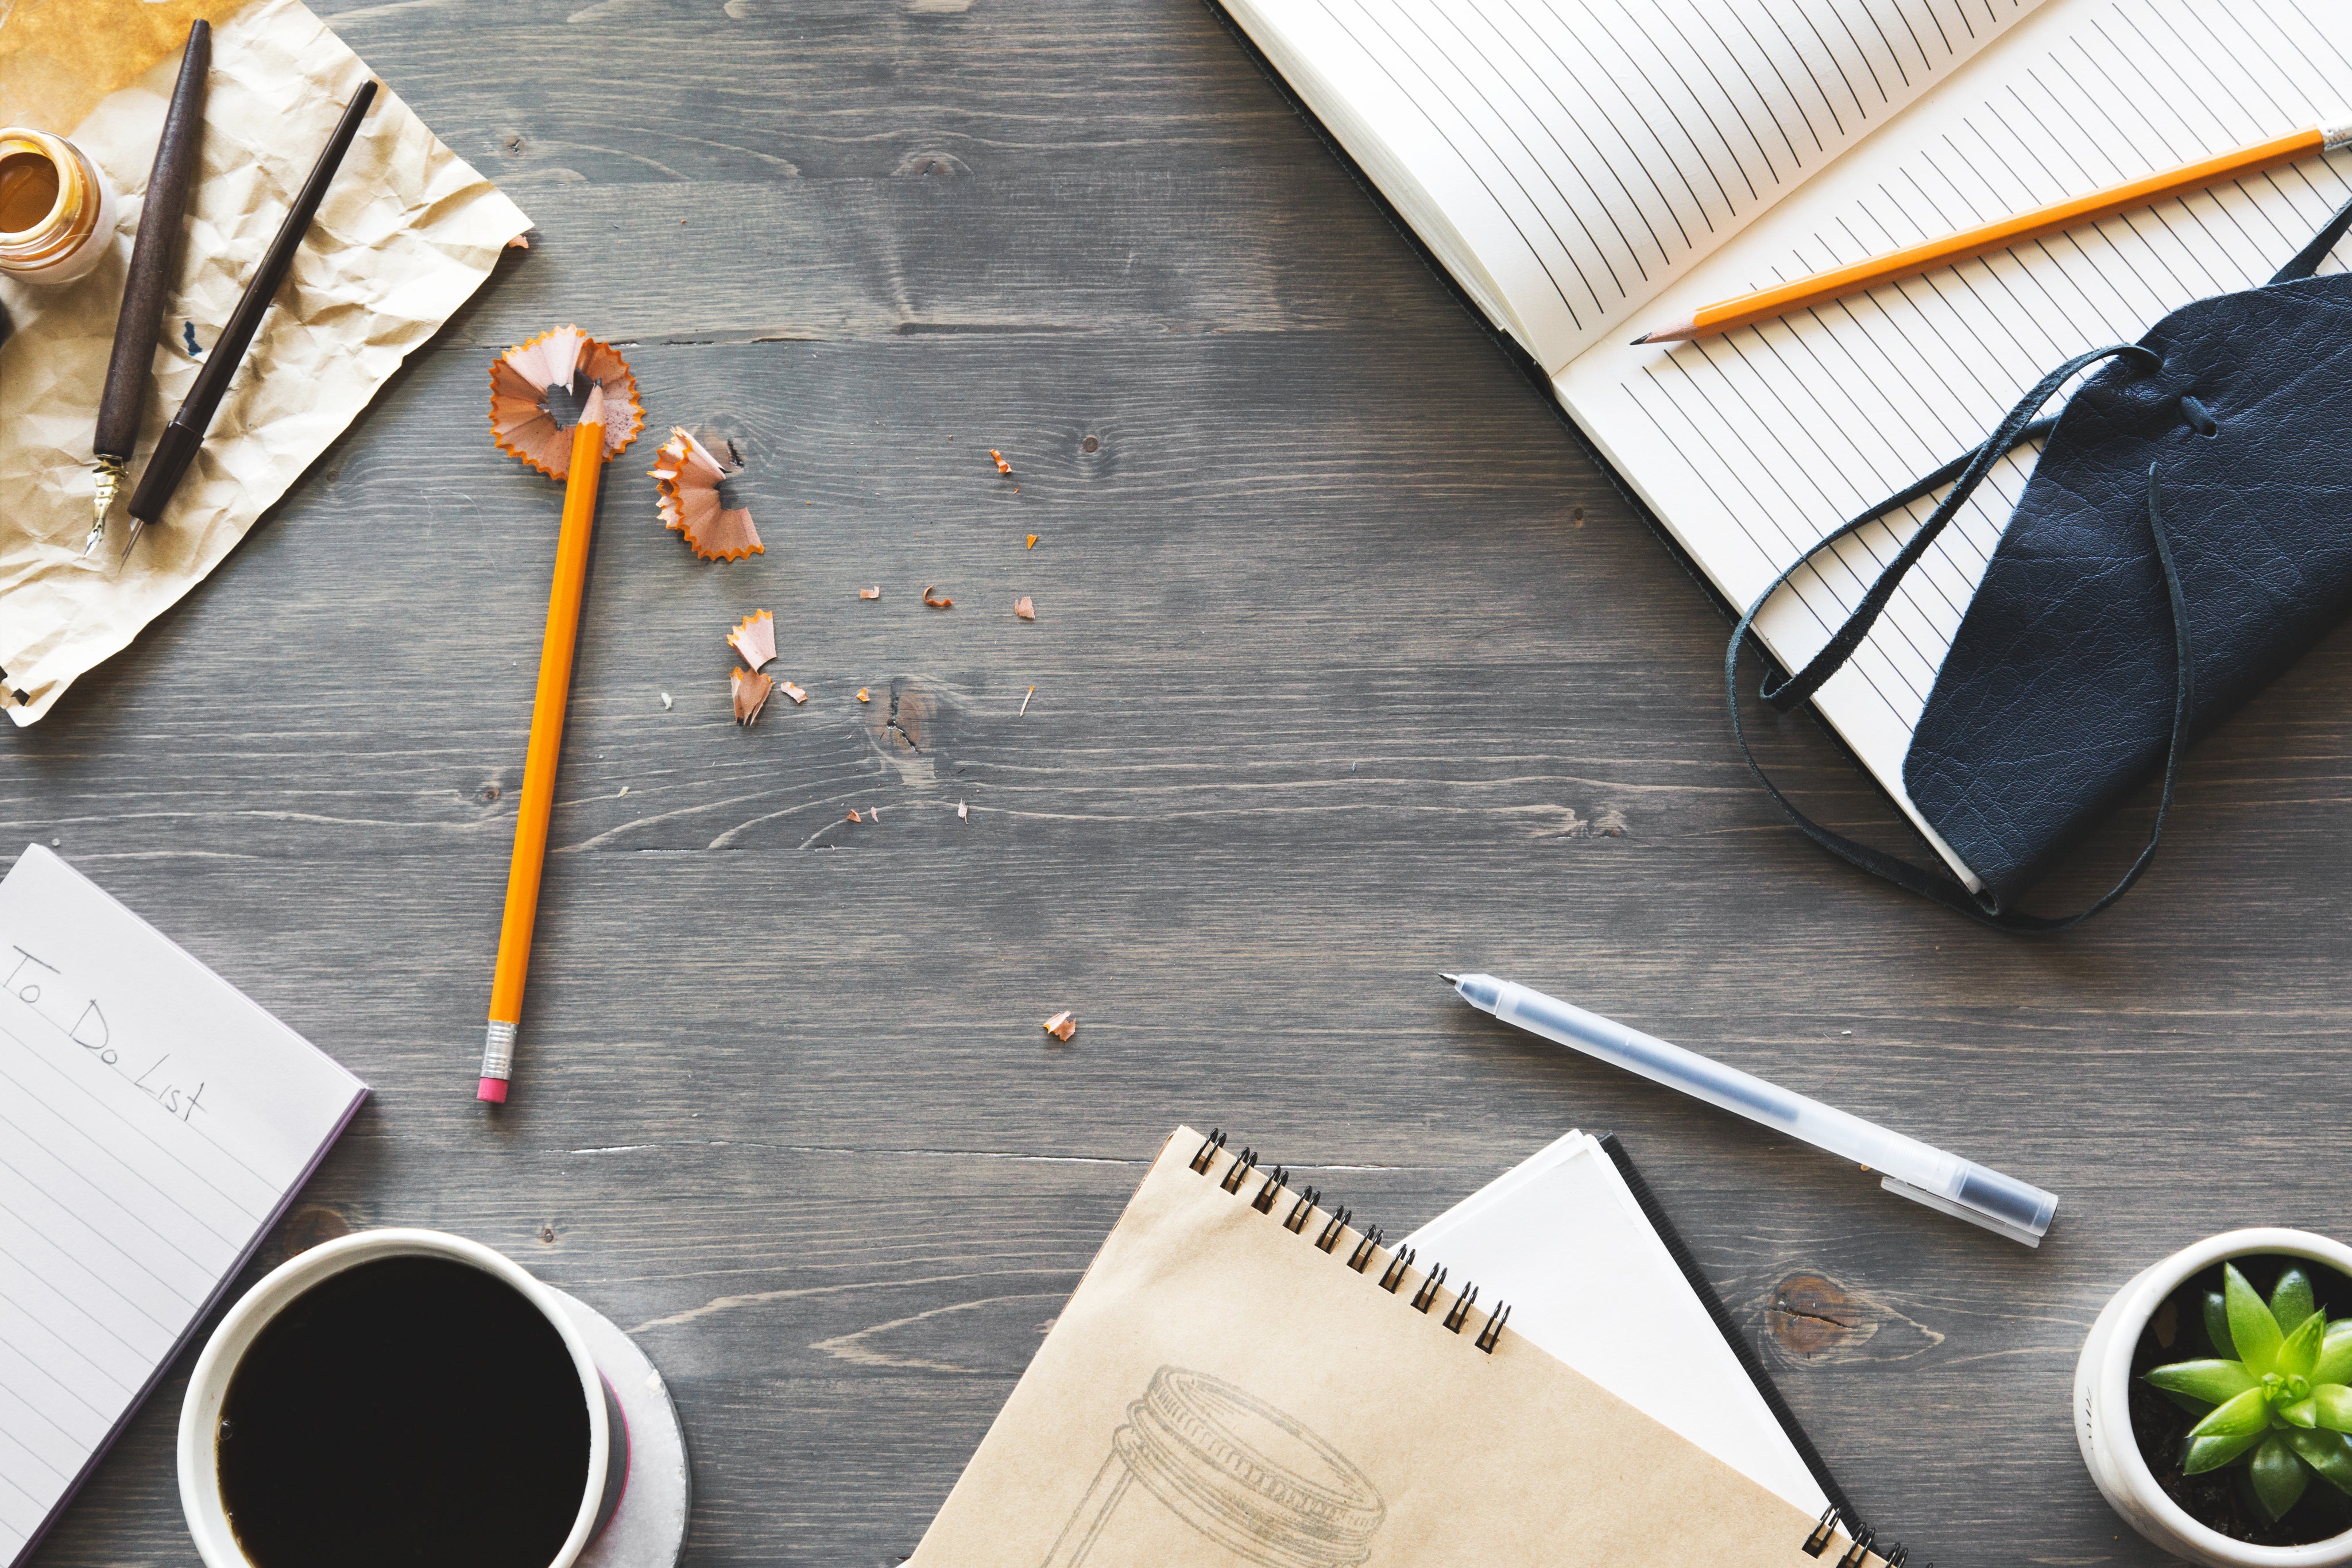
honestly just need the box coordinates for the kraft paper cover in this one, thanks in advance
[912,1127,1887,1568]
[0,0,530,724]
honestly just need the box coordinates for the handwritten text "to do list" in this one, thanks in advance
[6,944,208,1124]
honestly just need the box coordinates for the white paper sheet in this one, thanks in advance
[1406,1129,1829,1516]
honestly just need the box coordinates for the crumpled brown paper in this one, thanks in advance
[0,0,529,724]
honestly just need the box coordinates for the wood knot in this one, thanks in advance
[1767,1272,1864,1357]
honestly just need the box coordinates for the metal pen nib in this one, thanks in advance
[84,459,125,558]
[117,516,145,570]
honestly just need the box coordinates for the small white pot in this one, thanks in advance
[2078,1228,2352,1568]
[177,1228,628,1568]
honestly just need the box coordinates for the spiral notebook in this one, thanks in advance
[1208,0,2352,888]
[912,1126,1897,1566]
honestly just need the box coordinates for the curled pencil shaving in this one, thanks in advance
[731,668,773,726]
[1014,597,1034,621]
[859,586,880,599]
[780,679,808,704]
[728,610,775,672]
[847,809,862,823]
[1043,1011,1076,1042]
[489,326,643,479]
[857,688,871,703]
[923,586,953,609]
[650,427,761,561]
[990,449,1012,475]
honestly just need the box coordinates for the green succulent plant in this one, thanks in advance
[2145,1263,2352,1524]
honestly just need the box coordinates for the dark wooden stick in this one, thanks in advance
[87,20,210,553]
[123,79,377,563]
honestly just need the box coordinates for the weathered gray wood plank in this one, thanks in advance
[14,0,2352,1565]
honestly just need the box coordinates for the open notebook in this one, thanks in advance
[1215,0,2352,885]
[0,846,368,1568]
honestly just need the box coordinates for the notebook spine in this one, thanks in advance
[1187,1129,1512,1354]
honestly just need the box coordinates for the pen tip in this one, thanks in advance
[1438,972,1461,985]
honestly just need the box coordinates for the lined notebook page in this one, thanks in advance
[1556,0,2352,881]
[1220,0,2042,367]
[1404,1130,1828,1516]
[0,846,365,1568]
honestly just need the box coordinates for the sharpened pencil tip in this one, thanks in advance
[1439,972,1461,985]
[1628,334,1650,345]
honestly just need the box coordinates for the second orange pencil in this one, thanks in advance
[1635,119,2352,344]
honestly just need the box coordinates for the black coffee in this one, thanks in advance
[217,1255,590,1568]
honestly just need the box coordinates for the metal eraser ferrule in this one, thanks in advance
[479,1019,517,1080]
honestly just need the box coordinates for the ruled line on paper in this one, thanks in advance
[0,1019,266,1226]
[1275,0,2029,363]
[1563,0,2352,816]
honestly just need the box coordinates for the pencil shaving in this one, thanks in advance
[923,586,953,609]
[731,668,772,726]
[1014,597,1034,621]
[780,680,808,704]
[990,449,1013,475]
[728,610,775,671]
[490,326,643,479]
[1025,535,1037,548]
[957,801,968,820]
[650,428,761,560]
[847,809,862,823]
[857,688,871,702]
[1043,1011,1076,1042]
[860,586,881,599]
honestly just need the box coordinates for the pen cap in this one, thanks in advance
[1883,1164,2057,1247]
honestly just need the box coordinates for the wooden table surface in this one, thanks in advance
[15,2,2352,1565]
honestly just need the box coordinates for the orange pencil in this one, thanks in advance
[479,327,643,1104]
[1633,119,2352,344]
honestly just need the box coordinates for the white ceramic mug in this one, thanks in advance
[2076,1228,2352,1568]
[177,1228,629,1568]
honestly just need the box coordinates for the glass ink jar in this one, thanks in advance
[0,129,118,286]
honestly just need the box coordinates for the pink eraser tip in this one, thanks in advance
[477,1077,509,1104]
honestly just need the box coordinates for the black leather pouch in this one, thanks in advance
[1728,197,2352,932]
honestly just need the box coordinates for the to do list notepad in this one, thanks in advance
[0,846,366,1568]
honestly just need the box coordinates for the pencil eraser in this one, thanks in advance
[476,1077,508,1104]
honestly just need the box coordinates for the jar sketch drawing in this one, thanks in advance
[1042,1365,1386,1568]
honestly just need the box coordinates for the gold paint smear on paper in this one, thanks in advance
[0,0,254,132]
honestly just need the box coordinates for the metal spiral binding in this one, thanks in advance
[1378,1246,1415,1291]
[1441,1284,1479,1332]
[1409,1265,1448,1313]
[1800,1505,1909,1568]
[1803,1507,1838,1556]
[1283,1187,1321,1233]
[1188,1130,1512,1354]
